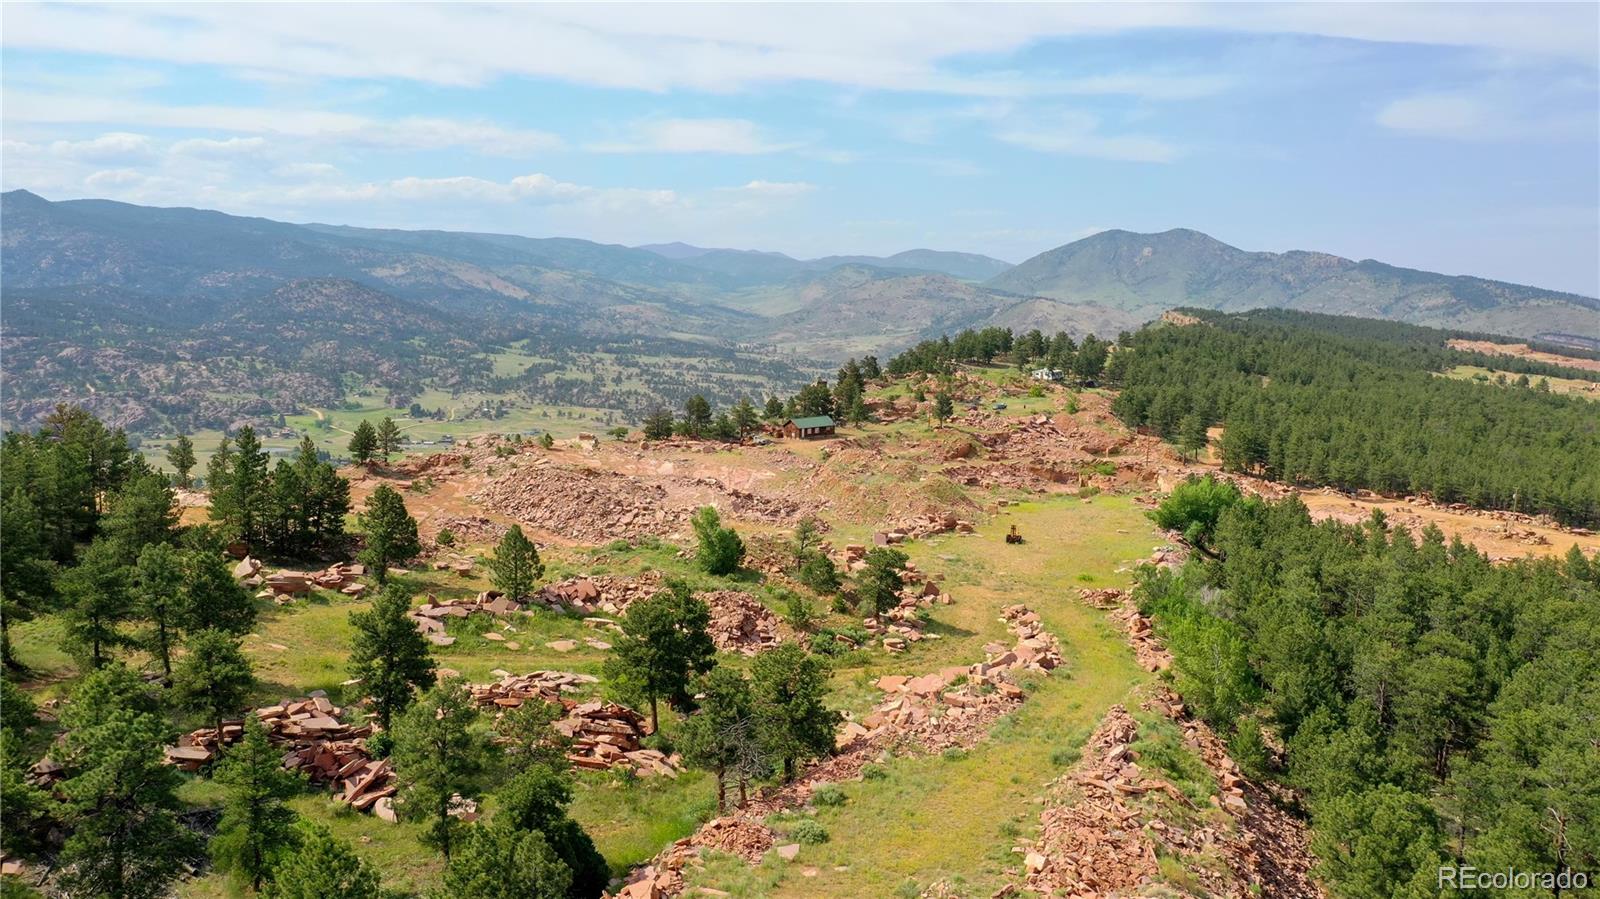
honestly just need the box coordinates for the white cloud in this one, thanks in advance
[170,136,269,157]
[7,3,1588,97]
[271,162,341,180]
[1377,88,1596,141]
[719,180,816,197]
[9,131,158,163]
[591,118,799,154]
[996,111,1180,163]
[1,93,561,157]
[83,168,146,189]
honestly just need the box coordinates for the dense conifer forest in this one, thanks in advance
[1110,311,1600,526]
[1144,481,1600,897]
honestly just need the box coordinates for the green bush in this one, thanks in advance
[797,553,841,595]
[810,785,845,807]
[789,819,829,845]
[691,506,745,575]
[1150,475,1242,548]
[783,591,816,631]
[435,527,456,547]
[365,730,394,759]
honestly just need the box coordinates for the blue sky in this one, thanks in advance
[2,2,1597,294]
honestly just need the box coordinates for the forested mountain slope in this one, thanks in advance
[1111,310,1600,525]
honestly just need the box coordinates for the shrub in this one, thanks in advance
[797,554,841,595]
[810,785,846,807]
[435,527,456,547]
[783,591,816,631]
[365,730,394,759]
[789,819,829,845]
[861,764,887,781]
[538,433,555,450]
[691,506,744,576]
[1150,475,1242,549]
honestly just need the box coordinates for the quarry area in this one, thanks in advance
[15,363,1596,899]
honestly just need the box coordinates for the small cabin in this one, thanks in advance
[782,415,836,439]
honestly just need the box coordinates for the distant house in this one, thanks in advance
[1031,368,1064,382]
[782,415,836,439]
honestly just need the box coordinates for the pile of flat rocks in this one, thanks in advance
[236,558,367,600]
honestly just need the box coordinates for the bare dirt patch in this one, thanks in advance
[1447,339,1600,373]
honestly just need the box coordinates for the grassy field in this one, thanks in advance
[19,370,1177,898]
[137,394,626,476]
[685,496,1159,898]
[1440,364,1600,401]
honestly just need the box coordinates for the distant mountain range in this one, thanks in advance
[636,242,1016,282]
[987,228,1598,343]
[2,188,1594,432]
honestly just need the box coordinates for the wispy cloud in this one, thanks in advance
[590,118,799,155]
[995,111,1180,163]
[717,180,816,197]
[1377,87,1597,141]
[7,3,1590,96]
[2,92,563,156]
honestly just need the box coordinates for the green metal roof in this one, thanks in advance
[788,415,836,429]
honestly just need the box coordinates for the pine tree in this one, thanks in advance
[762,396,785,420]
[358,485,420,585]
[212,716,302,890]
[494,700,569,774]
[1,683,52,859]
[682,395,713,438]
[602,581,716,732]
[0,488,55,670]
[1073,334,1108,385]
[790,517,823,568]
[730,397,759,438]
[59,538,133,668]
[392,679,488,859]
[751,643,840,781]
[134,543,184,680]
[847,392,868,426]
[1178,412,1208,463]
[376,417,403,462]
[294,436,350,555]
[226,426,271,546]
[57,667,197,899]
[348,585,437,731]
[179,547,256,636]
[488,525,544,603]
[933,391,954,422]
[493,766,608,899]
[641,408,675,440]
[265,459,305,555]
[205,435,237,529]
[442,822,571,899]
[855,547,907,616]
[166,435,197,488]
[349,420,379,465]
[680,667,762,813]
[265,821,384,899]
[173,629,255,737]
[99,469,177,566]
